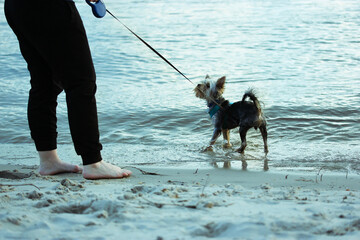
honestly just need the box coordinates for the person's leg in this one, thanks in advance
[4,0,81,175]
[38,0,103,165]
[22,41,82,175]
[6,0,131,178]
[45,1,131,178]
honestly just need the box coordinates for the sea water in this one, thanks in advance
[0,0,359,173]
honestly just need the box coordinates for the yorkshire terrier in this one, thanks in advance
[194,75,268,154]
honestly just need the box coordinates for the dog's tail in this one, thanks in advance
[242,89,262,113]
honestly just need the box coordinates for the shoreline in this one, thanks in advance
[1,164,360,239]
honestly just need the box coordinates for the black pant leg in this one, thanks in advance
[5,0,103,165]
[5,0,63,151]
[23,39,63,151]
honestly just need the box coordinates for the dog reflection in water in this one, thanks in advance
[211,158,269,171]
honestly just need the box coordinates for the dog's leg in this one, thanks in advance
[210,128,222,145]
[259,125,268,154]
[222,129,232,148]
[205,129,222,151]
[263,157,269,171]
[223,161,231,168]
[237,126,250,153]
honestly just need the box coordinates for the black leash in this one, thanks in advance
[106,10,195,86]
[104,8,224,110]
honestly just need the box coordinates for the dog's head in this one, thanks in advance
[194,75,226,102]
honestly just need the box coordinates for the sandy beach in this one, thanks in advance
[0,164,359,240]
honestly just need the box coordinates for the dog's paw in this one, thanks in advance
[236,147,245,154]
[202,146,214,152]
[223,143,232,149]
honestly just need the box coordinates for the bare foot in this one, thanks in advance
[82,160,132,180]
[38,150,82,175]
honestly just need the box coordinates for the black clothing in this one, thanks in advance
[5,0,103,165]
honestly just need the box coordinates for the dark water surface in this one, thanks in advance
[0,0,359,173]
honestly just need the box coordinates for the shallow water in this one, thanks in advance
[0,0,359,173]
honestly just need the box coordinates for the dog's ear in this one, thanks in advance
[205,74,211,79]
[216,76,226,90]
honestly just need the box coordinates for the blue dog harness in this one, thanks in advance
[208,101,233,118]
[208,102,221,118]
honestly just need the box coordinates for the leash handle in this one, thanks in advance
[86,0,106,18]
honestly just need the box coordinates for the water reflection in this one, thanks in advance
[211,156,269,171]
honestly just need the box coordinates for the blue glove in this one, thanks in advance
[86,0,106,18]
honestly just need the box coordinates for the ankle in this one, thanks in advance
[39,149,59,163]
[84,160,102,169]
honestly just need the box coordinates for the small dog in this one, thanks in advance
[194,75,268,154]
